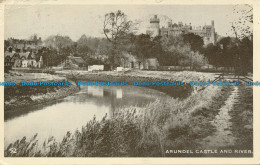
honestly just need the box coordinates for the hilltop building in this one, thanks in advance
[147,15,217,45]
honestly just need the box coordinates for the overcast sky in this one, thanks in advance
[4,5,246,41]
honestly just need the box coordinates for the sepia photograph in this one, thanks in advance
[0,0,259,164]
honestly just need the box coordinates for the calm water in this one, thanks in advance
[5,86,171,147]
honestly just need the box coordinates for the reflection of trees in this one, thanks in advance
[69,86,169,117]
[7,86,174,121]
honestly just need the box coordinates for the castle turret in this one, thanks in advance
[168,20,172,28]
[150,15,160,37]
[210,20,216,44]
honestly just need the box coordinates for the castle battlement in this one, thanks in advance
[150,15,160,23]
[147,15,216,45]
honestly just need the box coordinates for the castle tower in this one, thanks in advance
[38,56,43,68]
[168,20,172,28]
[210,20,216,44]
[150,15,160,37]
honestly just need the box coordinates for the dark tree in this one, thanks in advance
[182,33,204,52]
[4,40,10,52]
[132,34,153,60]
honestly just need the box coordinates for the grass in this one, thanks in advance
[230,86,253,151]
[4,72,66,83]
[65,70,215,98]
[204,85,253,157]
[4,72,78,112]
[5,85,229,157]
[5,70,252,157]
[4,71,253,157]
[63,70,216,83]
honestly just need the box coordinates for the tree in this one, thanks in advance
[43,35,75,66]
[230,5,253,75]
[96,38,113,55]
[103,10,132,49]
[238,37,253,74]
[44,35,74,53]
[150,36,163,58]
[35,47,57,67]
[160,35,206,68]
[103,10,132,67]
[217,37,235,67]
[231,4,253,40]
[203,43,219,66]
[77,34,92,55]
[132,34,153,61]
[182,33,204,52]
[4,40,10,52]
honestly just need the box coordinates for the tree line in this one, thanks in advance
[32,31,252,75]
[5,5,253,74]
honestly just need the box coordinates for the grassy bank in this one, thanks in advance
[231,86,253,150]
[4,72,79,114]
[62,70,215,83]
[5,84,233,157]
[215,85,253,157]
[5,70,252,157]
[64,70,215,98]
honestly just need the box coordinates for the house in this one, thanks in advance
[4,37,43,71]
[4,50,42,69]
[12,53,22,67]
[19,52,38,68]
[4,52,16,66]
[120,52,159,70]
[64,56,86,69]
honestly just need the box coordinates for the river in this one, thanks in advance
[5,85,173,147]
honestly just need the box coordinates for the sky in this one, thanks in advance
[4,5,247,41]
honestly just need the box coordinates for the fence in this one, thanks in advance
[158,65,236,73]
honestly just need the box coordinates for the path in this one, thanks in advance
[200,86,239,148]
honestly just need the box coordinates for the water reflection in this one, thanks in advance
[5,85,170,147]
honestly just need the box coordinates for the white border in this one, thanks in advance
[0,0,259,164]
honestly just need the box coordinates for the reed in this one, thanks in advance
[5,85,234,157]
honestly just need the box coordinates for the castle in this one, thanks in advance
[147,15,217,45]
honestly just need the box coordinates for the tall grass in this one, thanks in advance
[5,86,227,157]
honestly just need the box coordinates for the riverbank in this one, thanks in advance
[4,72,79,115]
[4,71,252,157]
[5,83,246,157]
[60,70,215,83]
[62,70,216,98]
[4,70,214,114]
